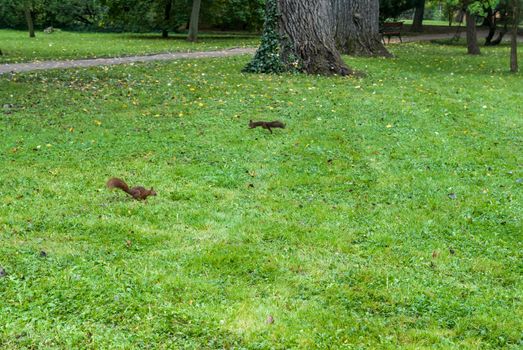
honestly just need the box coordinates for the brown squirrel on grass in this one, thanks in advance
[248,120,285,133]
[107,177,157,201]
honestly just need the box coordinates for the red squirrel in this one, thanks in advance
[107,178,156,201]
[249,120,285,133]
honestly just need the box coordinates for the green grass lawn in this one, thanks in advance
[0,42,522,348]
[0,29,260,64]
[402,19,456,26]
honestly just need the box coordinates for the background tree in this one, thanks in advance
[187,0,202,42]
[411,0,426,31]
[0,0,105,30]
[483,1,510,45]
[446,0,500,54]
[24,2,35,37]
[205,0,264,31]
[102,0,177,34]
[333,0,391,57]
[48,0,105,28]
[379,0,418,20]
[0,0,44,37]
[0,0,265,34]
[162,0,173,38]
[440,0,463,25]
[509,0,520,72]
[465,4,481,54]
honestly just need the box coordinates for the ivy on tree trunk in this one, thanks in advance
[244,0,357,76]
[243,0,286,73]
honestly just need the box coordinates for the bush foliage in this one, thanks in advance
[0,0,265,32]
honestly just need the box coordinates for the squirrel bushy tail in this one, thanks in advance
[107,177,157,200]
[107,177,131,194]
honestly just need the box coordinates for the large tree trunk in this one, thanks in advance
[162,0,172,38]
[465,10,481,54]
[411,0,425,32]
[510,1,519,72]
[244,0,356,76]
[333,0,391,57]
[279,0,354,75]
[187,0,201,42]
[24,7,35,38]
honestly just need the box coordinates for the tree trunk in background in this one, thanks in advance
[456,9,465,23]
[510,1,519,72]
[333,0,391,57]
[484,8,496,45]
[465,10,480,54]
[279,0,355,75]
[411,0,425,32]
[187,0,202,42]
[162,0,172,38]
[24,7,35,38]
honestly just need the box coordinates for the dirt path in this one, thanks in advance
[1,31,521,75]
[387,32,461,43]
[0,47,256,75]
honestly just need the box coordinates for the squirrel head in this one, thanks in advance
[248,120,254,128]
[149,188,157,196]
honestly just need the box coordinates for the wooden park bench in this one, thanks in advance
[380,22,403,44]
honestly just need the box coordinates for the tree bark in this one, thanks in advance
[24,7,35,38]
[484,8,496,45]
[279,0,355,75]
[510,1,519,72]
[465,10,480,54]
[244,0,357,75]
[162,0,172,38]
[187,0,202,42]
[332,0,391,57]
[411,0,425,32]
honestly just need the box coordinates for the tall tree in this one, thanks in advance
[510,0,519,72]
[187,0,202,42]
[245,0,355,75]
[24,7,36,38]
[411,0,426,32]
[333,0,391,57]
[162,0,172,38]
[24,4,35,37]
[465,8,481,54]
